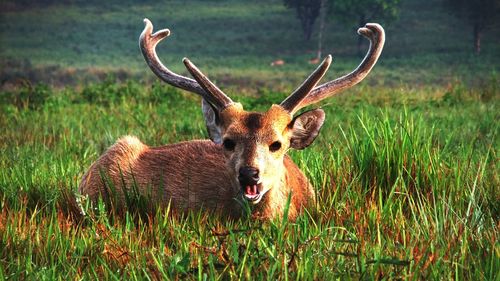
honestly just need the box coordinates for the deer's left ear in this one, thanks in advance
[202,99,223,144]
[289,108,325,150]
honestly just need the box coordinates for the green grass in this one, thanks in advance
[1,0,499,91]
[0,78,498,279]
[0,0,499,279]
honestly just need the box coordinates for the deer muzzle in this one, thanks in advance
[238,166,266,203]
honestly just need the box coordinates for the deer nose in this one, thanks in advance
[238,166,260,184]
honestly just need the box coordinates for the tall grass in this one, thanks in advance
[0,78,498,279]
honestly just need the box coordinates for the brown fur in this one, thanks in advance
[244,113,263,131]
[79,131,315,220]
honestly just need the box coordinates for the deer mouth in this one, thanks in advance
[241,183,264,203]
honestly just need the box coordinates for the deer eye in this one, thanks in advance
[223,139,236,151]
[269,141,282,152]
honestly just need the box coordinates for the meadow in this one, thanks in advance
[1,0,499,279]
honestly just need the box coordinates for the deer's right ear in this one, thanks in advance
[202,99,223,144]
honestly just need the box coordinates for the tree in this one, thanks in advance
[284,0,322,41]
[329,0,400,54]
[444,0,500,54]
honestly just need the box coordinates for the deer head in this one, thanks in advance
[140,19,385,204]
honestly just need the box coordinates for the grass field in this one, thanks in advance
[1,0,499,279]
[1,79,498,279]
[1,0,500,91]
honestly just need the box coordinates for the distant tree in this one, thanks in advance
[284,0,322,41]
[444,0,500,54]
[329,0,400,54]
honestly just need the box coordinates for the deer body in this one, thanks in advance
[80,136,314,219]
[78,19,385,220]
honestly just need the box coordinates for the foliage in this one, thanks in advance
[0,82,51,109]
[284,0,323,41]
[443,0,500,54]
[328,0,400,53]
[0,80,498,279]
[329,0,400,24]
[1,0,500,89]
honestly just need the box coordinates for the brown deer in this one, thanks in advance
[270,59,285,66]
[308,57,321,65]
[78,19,385,220]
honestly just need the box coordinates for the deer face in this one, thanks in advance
[203,102,325,204]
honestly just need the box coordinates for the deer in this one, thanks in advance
[308,57,321,65]
[270,59,285,66]
[78,19,385,220]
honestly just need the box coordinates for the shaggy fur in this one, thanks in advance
[79,135,315,220]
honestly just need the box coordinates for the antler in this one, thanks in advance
[281,23,385,114]
[280,55,332,114]
[183,58,234,110]
[139,18,233,111]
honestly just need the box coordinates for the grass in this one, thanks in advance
[0,0,499,279]
[0,78,498,279]
[1,0,499,91]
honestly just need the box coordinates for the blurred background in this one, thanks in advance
[1,0,499,94]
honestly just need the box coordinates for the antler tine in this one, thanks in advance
[298,23,385,109]
[183,58,233,110]
[140,19,203,95]
[280,55,332,114]
[139,19,233,110]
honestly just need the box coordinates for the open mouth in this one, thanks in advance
[241,183,264,203]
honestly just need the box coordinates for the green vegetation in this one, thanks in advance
[443,0,500,54]
[1,78,498,279]
[0,0,499,279]
[1,0,499,91]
